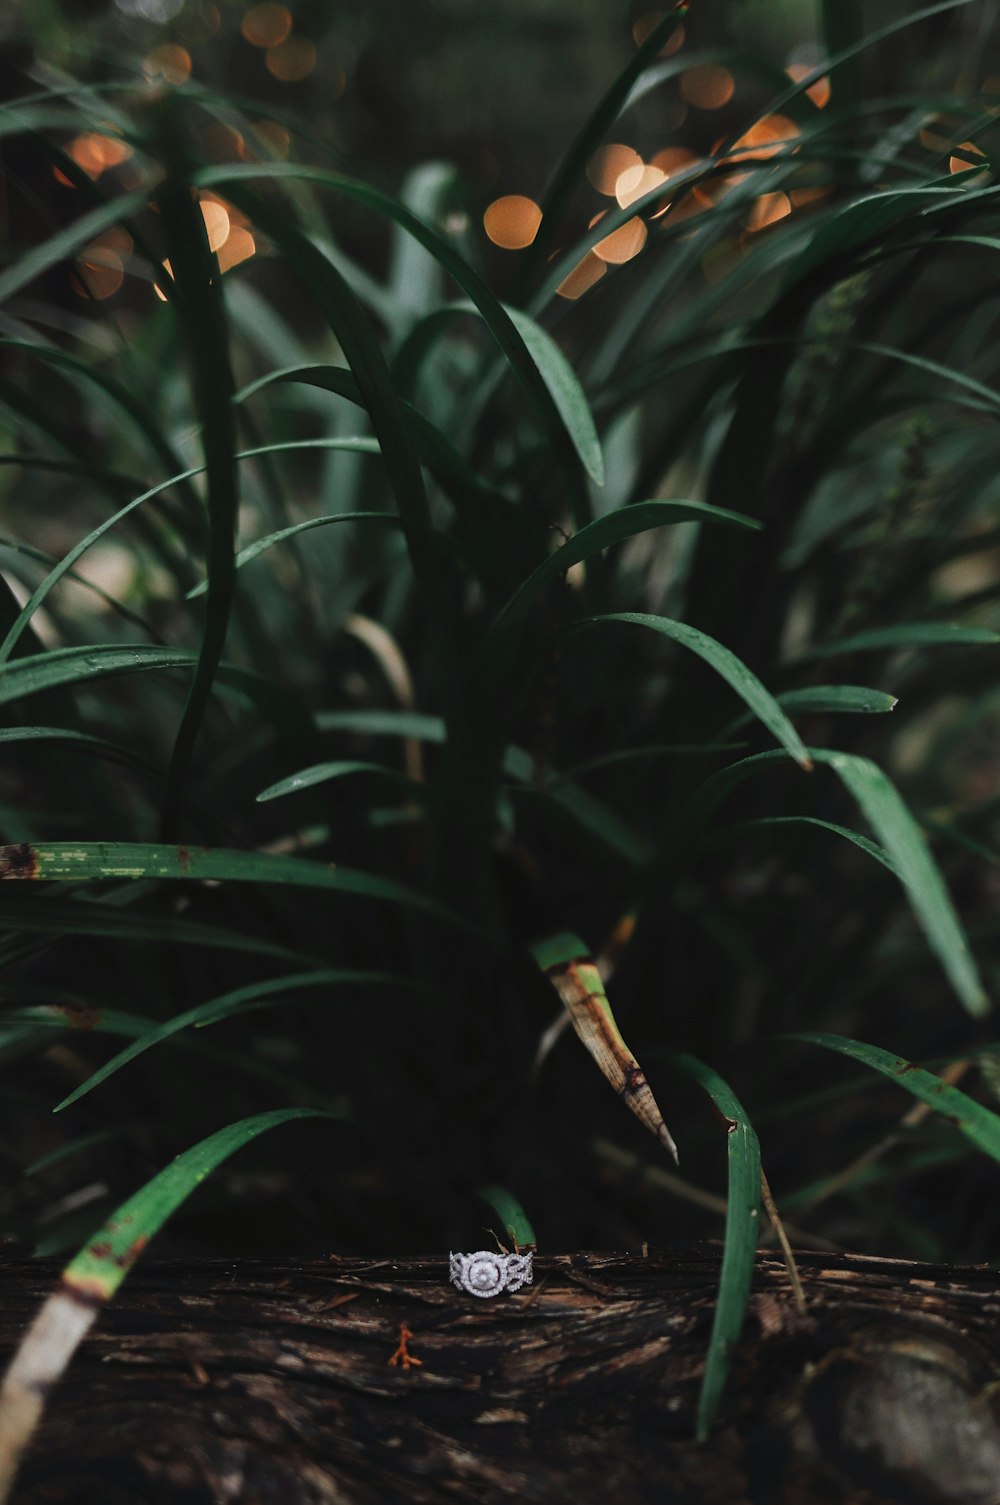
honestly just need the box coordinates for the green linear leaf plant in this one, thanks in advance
[0,0,996,1470]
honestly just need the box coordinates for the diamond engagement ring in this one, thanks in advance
[449,1250,533,1298]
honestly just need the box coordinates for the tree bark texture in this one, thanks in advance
[3,1245,1000,1504]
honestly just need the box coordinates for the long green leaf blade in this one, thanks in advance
[787,1032,1000,1164]
[479,502,758,682]
[685,748,988,1015]
[54,969,416,1111]
[0,895,317,962]
[665,1053,760,1440]
[713,816,898,875]
[823,752,988,1016]
[0,1109,337,1500]
[257,760,416,803]
[156,111,240,840]
[501,305,603,484]
[572,614,811,768]
[0,841,467,930]
[812,623,999,657]
[187,513,400,599]
[477,1184,537,1249]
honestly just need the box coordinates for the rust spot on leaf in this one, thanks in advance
[87,1242,113,1260]
[116,1235,148,1269]
[54,1003,101,1031]
[893,1060,917,1075]
[619,1063,645,1100]
[0,843,39,880]
[177,845,192,873]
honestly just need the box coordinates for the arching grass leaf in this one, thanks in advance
[257,760,417,803]
[478,501,759,683]
[0,1109,338,1500]
[709,815,897,875]
[685,748,988,1016]
[500,305,603,484]
[786,1032,1000,1163]
[0,439,381,667]
[187,512,400,598]
[568,614,811,768]
[54,969,420,1111]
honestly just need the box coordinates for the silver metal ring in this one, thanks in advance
[449,1250,533,1298]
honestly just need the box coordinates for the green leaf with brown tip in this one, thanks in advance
[531,931,678,1162]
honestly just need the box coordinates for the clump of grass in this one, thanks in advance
[1,0,1000,1454]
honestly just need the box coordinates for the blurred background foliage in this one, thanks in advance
[2,0,1000,1276]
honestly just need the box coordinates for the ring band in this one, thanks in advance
[449,1250,533,1298]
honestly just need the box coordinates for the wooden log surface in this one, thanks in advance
[3,1245,1000,1503]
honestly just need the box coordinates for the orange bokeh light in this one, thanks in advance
[217,227,256,272]
[680,64,735,110]
[589,211,647,264]
[65,132,132,181]
[154,260,173,301]
[789,183,832,208]
[143,44,192,85]
[556,250,607,300]
[74,228,133,301]
[241,2,292,48]
[724,114,799,163]
[650,146,700,175]
[615,162,667,210]
[785,63,830,109]
[587,143,642,196]
[483,195,542,249]
[744,191,792,233]
[631,11,685,55]
[199,197,231,252]
[949,140,987,173]
[265,36,317,82]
